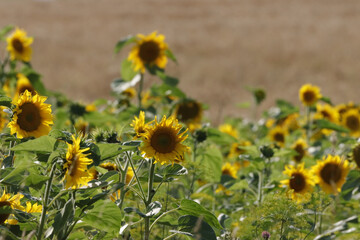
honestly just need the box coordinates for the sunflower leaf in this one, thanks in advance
[114,35,136,53]
[146,201,162,217]
[121,59,138,81]
[164,49,177,63]
[178,215,217,240]
[0,25,14,40]
[0,95,12,108]
[11,136,57,153]
[315,119,350,133]
[155,70,179,86]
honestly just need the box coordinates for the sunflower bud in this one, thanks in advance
[194,129,207,143]
[260,145,274,159]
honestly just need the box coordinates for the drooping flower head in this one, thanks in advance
[299,84,322,106]
[128,31,168,73]
[63,136,93,189]
[280,163,315,203]
[341,109,360,137]
[0,190,24,224]
[311,155,350,195]
[140,115,189,165]
[8,90,53,138]
[6,28,33,62]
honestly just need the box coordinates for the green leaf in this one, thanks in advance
[124,207,146,218]
[207,128,237,145]
[121,59,138,81]
[151,84,186,99]
[97,143,121,161]
[0,164,33,185]
[315,119,350,133]
[196,147,222,182]
[146,201,162,217]
[25,174,49,190]
[228,180,249,190]
[178,215,217,240]
[179,199,222,230]
[21,66,47,95]
[52,197,75,239]
[114,35,136,53]
[0,25,14,40]
[164,49,177,62]
[0,95,12,108]
[163,164,188,177]
[11,136,57,153]
[156,71,179,86]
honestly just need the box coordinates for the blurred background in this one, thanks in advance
[1,0,360,124]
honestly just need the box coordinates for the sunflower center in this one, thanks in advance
[321,110,331,119]
[320,163,342,185]
[150,130,176,153]
[0,201,11,224]
[274,133,285,142]
[12,38,24,53]
[19,86,35,96]
[294,144,305,162]
[303,91,315,103]
[289,173,306,192]
[345,115,360,131]
[17,103,41,132]
[177,102,200,122]
[69,155,80,177]
[139,40,160,63]
[222,169,232,176]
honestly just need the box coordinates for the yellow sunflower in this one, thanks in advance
[269,126,288,147]
[228,141,251,158]
[221,162,238,179]
[311,155,350,195]
[219,123,238,139]
[85,103,97,112]
[280,163,315,203]
[25,202,42,213]
[341,109,360,137]
[130,111,151,139]
[314,104,339,123]
[281,113,300,131]
[99,162,118,171]
[110,168,134,202]
[174,100,203,126]
[291,138,307,163]
[8,90,53,138]
[299,84,322,106]
[63,135,93,189]
[128,31,168,73]
[140,115,189,165]
[6,28,33,62]
[14,73,36,102]
[0,190,24,224]
[122,87,137,99]
[0,106,8,132]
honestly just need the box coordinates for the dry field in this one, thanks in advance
[1,0,360,124]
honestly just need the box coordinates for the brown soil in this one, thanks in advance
[1,0,360,124]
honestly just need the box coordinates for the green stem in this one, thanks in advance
[144,159,155,240]
[37,162,57,240]
[138,73,144,109]
[257,171,263,205]
[306,106,311,142]
[117,155,130,210]
[126,151,146,201]
[163,233,178,240]
[189,140,198,198]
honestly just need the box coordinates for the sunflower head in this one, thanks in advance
[280,113,300,131]
[311,155,350,195]
[269,126,288,147]
[99,162,118,171]
[140,115,189,165]
[299,84,322,106]
[280,163,315,203]
[8,90,53,139]
[175,100,203,125]
[0,190,24,224]
[14,73,36,102]
[25,202,42,213]
[292,138,307,163]
[63,135,94,189]
[341,109,360,137]
[221,162,238,179]
[131,111,150,139]
[228,141,251,158]
[128,31,168,73]
[314,104,339,123]
[6,28,33,62]
[219,123,238,139]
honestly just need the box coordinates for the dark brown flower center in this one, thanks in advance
[176,102,201,122]
[139,40,160,63]
[17,103,41,132]
[289,173,306,192]
[12,38,24,53]
[150,129,176,154]
[294,144,305,162]
[320,163,342,185]
[303,91,315,103]
[222,169,232,176]
[321,110,331,119]
[0,201,11,225]
[274,132,285,143]
[346,115,360,131]
[19,86,35,96]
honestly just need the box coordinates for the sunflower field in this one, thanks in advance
[0,26,360,240]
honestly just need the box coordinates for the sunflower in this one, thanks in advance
[25,202,42,213]
[291,138,307,163]
[219,123,238,139]
[341,109,360,137]
[228,141,251,158]
[299,84,322,106]
[311,155,350,195]
[6,28,33,62]
[269,126,288,147]
[8,90,53,138]
[14,73,36,101]
[140,115,189,165]
[0,106,8,132]
[63,136,93,189]
[128,31,168,73]
[221,162,238,179]
[175,99,203,126]
[99,162,118,171]
[314,104,339,123]
[281,113,300,131]
[122,87,137,99]
[0,190,24,224]
[131,111,151,139]
[110,168,134,202]
[85,103,97,112]
[280,163,315,203]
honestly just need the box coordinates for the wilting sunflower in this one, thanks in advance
[299,84,322,106]
[221,162,238,179]
[8,90,53,138]
[280,163,315,203]
[140,115,189,165]
[291,138,307,163]
[269,126,288,147]
[128,31,168,73]
[341,109,360,137]
[175,99,203,126]
[0,190,24,224]
[311,155,350,195]
[219,123,238,139]
[131,111,150,139]
[14,73,36,101]
[6,28,33,62]
[63,136,93,189]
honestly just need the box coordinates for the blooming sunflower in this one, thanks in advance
[6,28,33,62]
[128,31,168,73]
[221,162,238,179]
[8,90,53,138]
[281,113,300,131]
[140,115,189,165]
[311,155,350,195]
[269,126,288,147]
[131,111,151,139]
[299,84,322,106]
[0,190,24,224]
[291,138,307,163]
[175,100,203,126]
[14,73,36,102]
[280,163,315,203]
[63,136,93,189]
[99,162,118,171]
[341,109,360,137]
[25,202,42,213]
[219,123,238,139]
[314,104,339,123]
